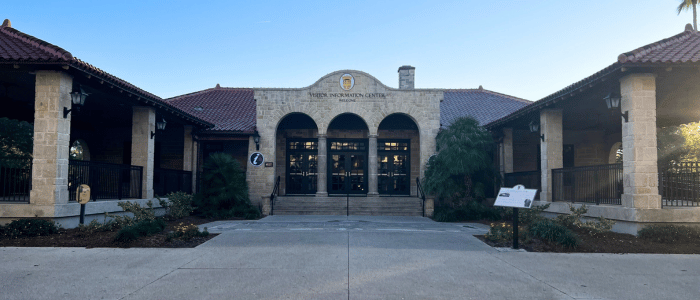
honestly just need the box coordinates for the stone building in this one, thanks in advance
[167,69,529,216]
[488,24,700,234]
[4,19,700,233]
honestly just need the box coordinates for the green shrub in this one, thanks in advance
[638,224,700,243]
[3,219,59,238]
[106,200,157,228]
[158,191,195,220]
[113,218,166,243]
[114,227,139,243]
[195,153,249,216]
[529,218,579,249]
[485,222,530,244]
[553,203,615,235]
[166,222,209,241]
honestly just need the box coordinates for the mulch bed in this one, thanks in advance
[476,226,700,254]
[0,216,221,248]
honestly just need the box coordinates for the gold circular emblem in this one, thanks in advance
[340,74,354,91]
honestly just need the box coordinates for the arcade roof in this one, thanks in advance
[485,24,700,129]
[0,19,214,129]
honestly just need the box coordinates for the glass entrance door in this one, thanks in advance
[286,140,318,194]
[328,140,368,195]
[378,140,410,195]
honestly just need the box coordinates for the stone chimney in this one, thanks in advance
[398,65,415,90]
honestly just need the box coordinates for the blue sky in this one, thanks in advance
[4,1,694,100]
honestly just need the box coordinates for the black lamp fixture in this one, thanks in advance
[64,86,89,118]
[529,120,544,141]
[604,93,629,122]
[151,118,167,139]
[252,130,261,150]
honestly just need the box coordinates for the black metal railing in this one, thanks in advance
[270,176,280,215]
[0,158,31,203]
[503,170,541,200]
[416,177,426,217]
[552,163,622,205]
[659,162,700,207]
[154,168,193,197]
[68,160,143,201]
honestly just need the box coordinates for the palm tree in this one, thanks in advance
[678,0,698,31]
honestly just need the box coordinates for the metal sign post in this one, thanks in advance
[76,184,91,225]
[493,184,537,250]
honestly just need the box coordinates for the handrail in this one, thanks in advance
[416,177,426,217]
[270,176,281,215]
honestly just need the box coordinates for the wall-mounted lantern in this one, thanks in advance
[64,87,88,118]
[529,120,544,141]
[604,93,628,122]
[252,130,261,150]
[151,118,167,139]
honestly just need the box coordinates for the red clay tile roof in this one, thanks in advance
[442,88,530,128]
[0,24,72,62]
[486,24,700,129]
[166,87,256,133]
[0,20,213,129]
[618,24,700,64]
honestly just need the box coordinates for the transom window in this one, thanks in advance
[378,141,409,151]
[330,141,366,151]
[288,141,317,151]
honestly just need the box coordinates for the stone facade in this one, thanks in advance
[29,71,73,215]
[620,73,661,209]
[540,109,563,202]
[131,106,155,199]
[250,70,442,207]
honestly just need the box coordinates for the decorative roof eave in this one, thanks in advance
[67,60,214,129]
[484,63,622,130]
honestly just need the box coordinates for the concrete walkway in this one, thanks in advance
[0,216,698,299]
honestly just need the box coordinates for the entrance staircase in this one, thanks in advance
[272,196,423,216]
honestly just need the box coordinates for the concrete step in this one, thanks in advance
[272,196,424,216]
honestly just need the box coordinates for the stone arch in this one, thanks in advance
[608,142,622,164]
[325,113,370,137]
[321,107,373,135]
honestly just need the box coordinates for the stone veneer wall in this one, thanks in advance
[250,70,442,207]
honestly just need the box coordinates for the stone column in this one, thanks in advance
[503,127,514,174]
[131,106,155,199]
[191,140,199,193]
[30,71,73,207]
[540,109,563,202]
[183,126,193,171]
[316,134,328,196]
[368,134,379,196]
[620,73,661,209]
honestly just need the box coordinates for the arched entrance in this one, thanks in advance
[276,113,319,195]
[377,113,419,196]
[327,114,369,195]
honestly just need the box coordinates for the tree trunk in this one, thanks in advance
[464,175,473,199]
[694,3,697,31]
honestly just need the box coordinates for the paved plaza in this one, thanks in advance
[1,216,699,299]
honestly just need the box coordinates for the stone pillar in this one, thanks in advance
[503,127,514,174]
[191,140,199,193]
[30,71,73,207]
[183,126,193,171]
[620,73,661,209]
[316,134,328,196]
[131,106,155,199]
[540,109,563,202]
[368,134,379,196]
[261,195,271,215]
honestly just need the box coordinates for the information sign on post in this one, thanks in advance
[493,185,538,249]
